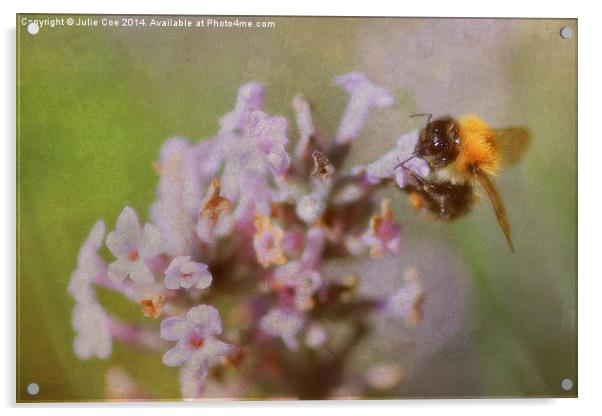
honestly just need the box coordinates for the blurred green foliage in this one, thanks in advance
[17,16,576,401]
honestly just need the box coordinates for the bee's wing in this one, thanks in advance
[491,127,531,166]
[475,171,514,252]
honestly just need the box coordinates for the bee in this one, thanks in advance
[397,113,530,251]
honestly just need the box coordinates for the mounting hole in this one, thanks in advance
[561,378,573,391]
[27,382,39,395]
[560,26,573,39]
[27,22,40,35]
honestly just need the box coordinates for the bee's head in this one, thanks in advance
[415,116,460,169]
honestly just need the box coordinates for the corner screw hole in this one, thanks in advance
[560,27,573,39]
[27,382,39,395]
[27,22,40,35]
[561,378,573,391]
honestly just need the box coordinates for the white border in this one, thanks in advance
[3,0,600,415]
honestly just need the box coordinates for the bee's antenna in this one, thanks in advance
[410,113,433,125]
[394,153,417,170]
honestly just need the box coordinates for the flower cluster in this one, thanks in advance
[68,72,426,399]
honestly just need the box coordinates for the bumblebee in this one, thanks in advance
[398,114,530,251]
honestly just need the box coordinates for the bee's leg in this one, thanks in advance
[394,155,432,185]
[397,165,454,219]
[395,160,431,190]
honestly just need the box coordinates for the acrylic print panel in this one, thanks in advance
[16,15,577,402]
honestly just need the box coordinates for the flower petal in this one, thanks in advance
[190,337,233,369]
[186,305,222,336]
[107,259,130,283]
[160,317,190,341]
[108,206,143,254]
[140,223,162,259]
[165,255,188,275]
[164,271,181,290]
[129,261,154,285]
[334,72,395,144]
[162,342,190,367]
[195,270,212,290]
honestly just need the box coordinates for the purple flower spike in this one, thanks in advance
[72,302,112,360]
[247,112,291,175]
[68,220,107,304]
[151,138,205,257]
[219,82,266,133]
[165,256,212,290]
[334,72,395,144]
[160,305,232,368]
[106,206,162,285]
[292,95,317,158]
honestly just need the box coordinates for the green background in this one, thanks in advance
[17,15,576,401]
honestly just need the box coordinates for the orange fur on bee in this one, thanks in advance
[408,191,425,209]
[454,115,500,177]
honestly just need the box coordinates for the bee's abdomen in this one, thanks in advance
[406,181,474,220]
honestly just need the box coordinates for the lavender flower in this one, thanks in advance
[352,129,430,187]
[292,95,317,158]
[296,193,326,224]
[68,72,431,399]
[383,268,425,325]
[165,256,212,290]
[219,82,265,132]
[259,308,305,350]
[106,206,162,285]
[151,138,205,256]
[253,214,287,268]
[363,199,402,258]
[72,302,112,359]
[247,111,291,175]
[68,220,106,304]
[273,261,322,311]
[160,305,232,368]
[334,72,395,144]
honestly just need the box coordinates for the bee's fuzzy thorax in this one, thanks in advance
[454,115,500,178]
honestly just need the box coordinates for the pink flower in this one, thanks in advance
[382,268,424,325]
[246,111,291,176]
[295,193,326,224]
[363,199,402,257]
[165,256,212,290]
[219,82,265,133]
[160,305,232,368]
[259,308,305,350]
[106,206,163,285]
[253,214,287,268]
[196,178,233,244]
[334,72,395,144]
[273,261,322,311]
[301,227,327,268]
